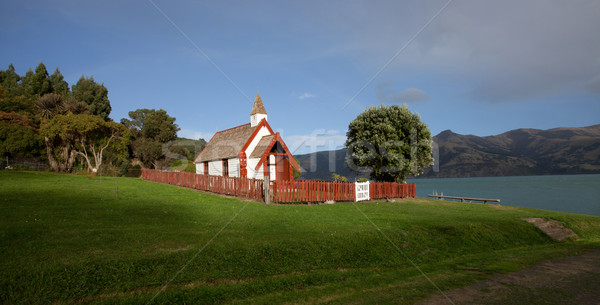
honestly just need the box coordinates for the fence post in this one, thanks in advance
[264,175,270,204]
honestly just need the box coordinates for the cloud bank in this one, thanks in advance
[292,0,600,103]
[375,82,429,103]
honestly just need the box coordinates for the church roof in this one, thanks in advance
[249,134,275,158]
[194,123,257,163]
[250,93,267,115]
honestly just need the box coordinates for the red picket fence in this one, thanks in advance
[370,182,416,199]
[141,169,264,201]
[141,169,416,203]
[270,180,355,203]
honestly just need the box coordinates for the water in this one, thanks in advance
[407,174,600,217]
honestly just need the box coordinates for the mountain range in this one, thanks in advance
[295,124,600,180]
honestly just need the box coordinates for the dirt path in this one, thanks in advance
[418,248,600,305]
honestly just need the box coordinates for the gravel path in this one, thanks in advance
[418,248,600,305]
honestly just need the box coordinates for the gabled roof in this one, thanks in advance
[250,93,267,115]
[249,135,275,158]
[194,119,275,163]
[253,132,301,171]
[194,123,257,163]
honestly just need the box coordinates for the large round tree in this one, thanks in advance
[345,104,434,182]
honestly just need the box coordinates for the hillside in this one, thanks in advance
[295,124,600,179]
[295,148,364,180]
[1,171,599,304]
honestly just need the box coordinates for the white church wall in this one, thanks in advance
[227,157,240,178]
[243,126,272,158]
[247,158,263,179]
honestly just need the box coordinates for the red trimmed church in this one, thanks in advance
[194,93,300,182]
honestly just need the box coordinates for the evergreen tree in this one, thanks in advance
[345,104,434,182]
[0,64,22,96]
[0,65,32,115]
[121,109,180,169]
[49,68,69,95]
[24,62,53,97]
[71,76,111,121]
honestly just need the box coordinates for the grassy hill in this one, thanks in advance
[295,124,600,180]
[1,171,599,304]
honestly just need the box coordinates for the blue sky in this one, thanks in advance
[1,0,599,154]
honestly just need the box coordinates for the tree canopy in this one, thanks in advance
[0,63,108,120]
[121,109,180,169]
[345,104,434,182]
[0,62,197,176]
[41,114,129,173]
[71,76,111,121]
[0,112,42,159]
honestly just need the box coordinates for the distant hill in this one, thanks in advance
[295,148,366,181]
[295,124,600,180]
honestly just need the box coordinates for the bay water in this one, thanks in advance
[407,174,600,217]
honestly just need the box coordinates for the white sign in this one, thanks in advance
[355,181,370,202]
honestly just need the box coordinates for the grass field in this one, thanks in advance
[1,171,600,304]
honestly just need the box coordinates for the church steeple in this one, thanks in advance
[250,93,267,127]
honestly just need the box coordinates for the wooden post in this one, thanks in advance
[264,175,270,204]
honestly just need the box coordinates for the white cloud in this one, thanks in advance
[375,82,429,103]
[298,92,316,100]
[178,128,214,141]
[284,129,346,155]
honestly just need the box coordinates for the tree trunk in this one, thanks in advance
[66,150,76,172]
[54,144,76,173]
[44,136,59,172]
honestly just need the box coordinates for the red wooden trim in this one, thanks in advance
[254,134,279,170]
[263,154,270,178]
[240,118,275,153]
[222,159,229,177]
[271,133,300,171]
[253,133,301,171]
[238,151,247,178]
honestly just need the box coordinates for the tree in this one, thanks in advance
[41,114,129,173]
[345,104,434,182]
[0,65,31,115]
[23,62,53,98]
[121,109,180,169]
[0,87,32,116]
[35,93,64,120]
[164,137,207,172]
[0,64,21,96]
[71,76,111,121]
[35,93,91,170]
[0,63,117,170]
[49,68,69,95]
[0,112,43,159]
[331,173,347,182]
[35,93,67,170]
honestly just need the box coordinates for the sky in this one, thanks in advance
[1,0,599,154]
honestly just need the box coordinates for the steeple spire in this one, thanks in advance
[250,92,268,127]
[251,93,267,115]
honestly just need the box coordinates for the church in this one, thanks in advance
[194,93,300,182]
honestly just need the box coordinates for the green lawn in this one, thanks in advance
[1,171,599,304]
